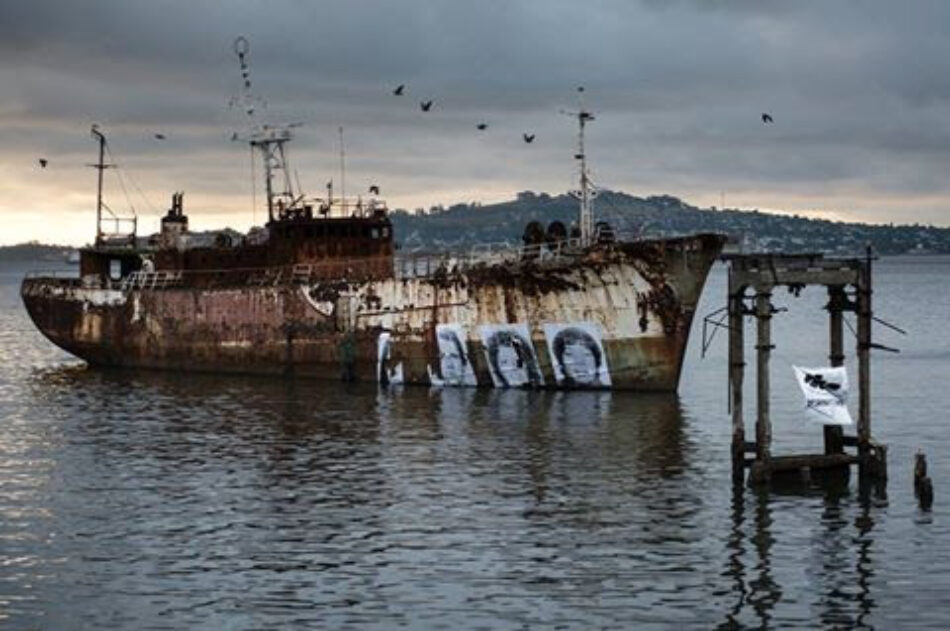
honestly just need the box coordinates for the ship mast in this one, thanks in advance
[231,36,299,223]
[566,87,597,246]
[87,124,133,246]
[338,126,346,215]
[91,125,107,245]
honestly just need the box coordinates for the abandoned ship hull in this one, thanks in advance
[21,234,724,391]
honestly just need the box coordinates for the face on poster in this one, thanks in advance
[479,324,544,388]
[543,322,611,387]
[377,331,404,385]
[432,324,478,387]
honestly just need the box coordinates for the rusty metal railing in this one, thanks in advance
[120,270,184,291]
[23,230,655,291]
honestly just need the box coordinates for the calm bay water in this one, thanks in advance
[1,257,949,629]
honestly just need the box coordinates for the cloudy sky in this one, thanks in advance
[2,0,949,245]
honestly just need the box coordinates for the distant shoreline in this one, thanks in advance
[0,243,77,264]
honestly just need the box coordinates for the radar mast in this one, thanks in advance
[230,36,301,223]
[566,87,597,246]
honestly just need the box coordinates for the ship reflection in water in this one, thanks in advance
[0,364,900,629]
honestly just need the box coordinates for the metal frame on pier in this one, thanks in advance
[726,250,888,486]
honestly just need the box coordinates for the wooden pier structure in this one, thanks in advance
[726,252,888,486]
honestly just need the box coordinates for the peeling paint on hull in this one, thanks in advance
[22,234,724,391]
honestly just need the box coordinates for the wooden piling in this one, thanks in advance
[729,284,746,484]
[755,290,773,468]
[856,252,872,474]
[825,286,846,455]
[914,452,928,495]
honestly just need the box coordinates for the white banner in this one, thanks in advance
[792,365,853,426]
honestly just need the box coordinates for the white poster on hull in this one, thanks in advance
[792,365,852,426]
[428,323,478,387]
[543,322,611,387]
[377,331,404,385]
[479,324,544,388]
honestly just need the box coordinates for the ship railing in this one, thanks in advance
[390,237,589,280]
[276,259,390,285]
[465,237,585,264]
[306,197,389,219]
[393,254,463,280]
[120,270,184,291]
[24,269,81,280]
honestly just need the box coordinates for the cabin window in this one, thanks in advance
[109,259,122,280]
[382,227,390,238]
[371,228,380,239]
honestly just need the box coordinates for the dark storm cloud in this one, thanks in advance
[2,0,950,235]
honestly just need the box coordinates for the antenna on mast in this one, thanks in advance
[563,86,597,247]
[339,126,346,215]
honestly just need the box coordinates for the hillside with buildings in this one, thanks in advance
[389,191,950,255]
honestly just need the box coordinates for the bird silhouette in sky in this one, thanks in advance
[420,100,433,112]
[154,133,166,140]
[476,123,488,130]
[38,158,48,168]
[761,113,774,123]
[393,84,405,96]
[369,185,380,195]
[523,133,535,143]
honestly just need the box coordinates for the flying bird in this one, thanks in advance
[476,123,488,130]
[369,185,380,195]
[154,133,166,140]
[393,84,405,96]
[38,158,48,168]
[420,100,433,112]
[761,113,774,123]
[523,133,535,143]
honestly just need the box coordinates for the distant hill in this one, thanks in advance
[389,190,950,256]
[0,242,75,263]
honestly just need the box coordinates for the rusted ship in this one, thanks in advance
[21,41,724,391]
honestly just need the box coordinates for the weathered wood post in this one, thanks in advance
[754,288,773,478]
[856,252,872,475]
[729,282,746,484]
[825,286,846,455]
